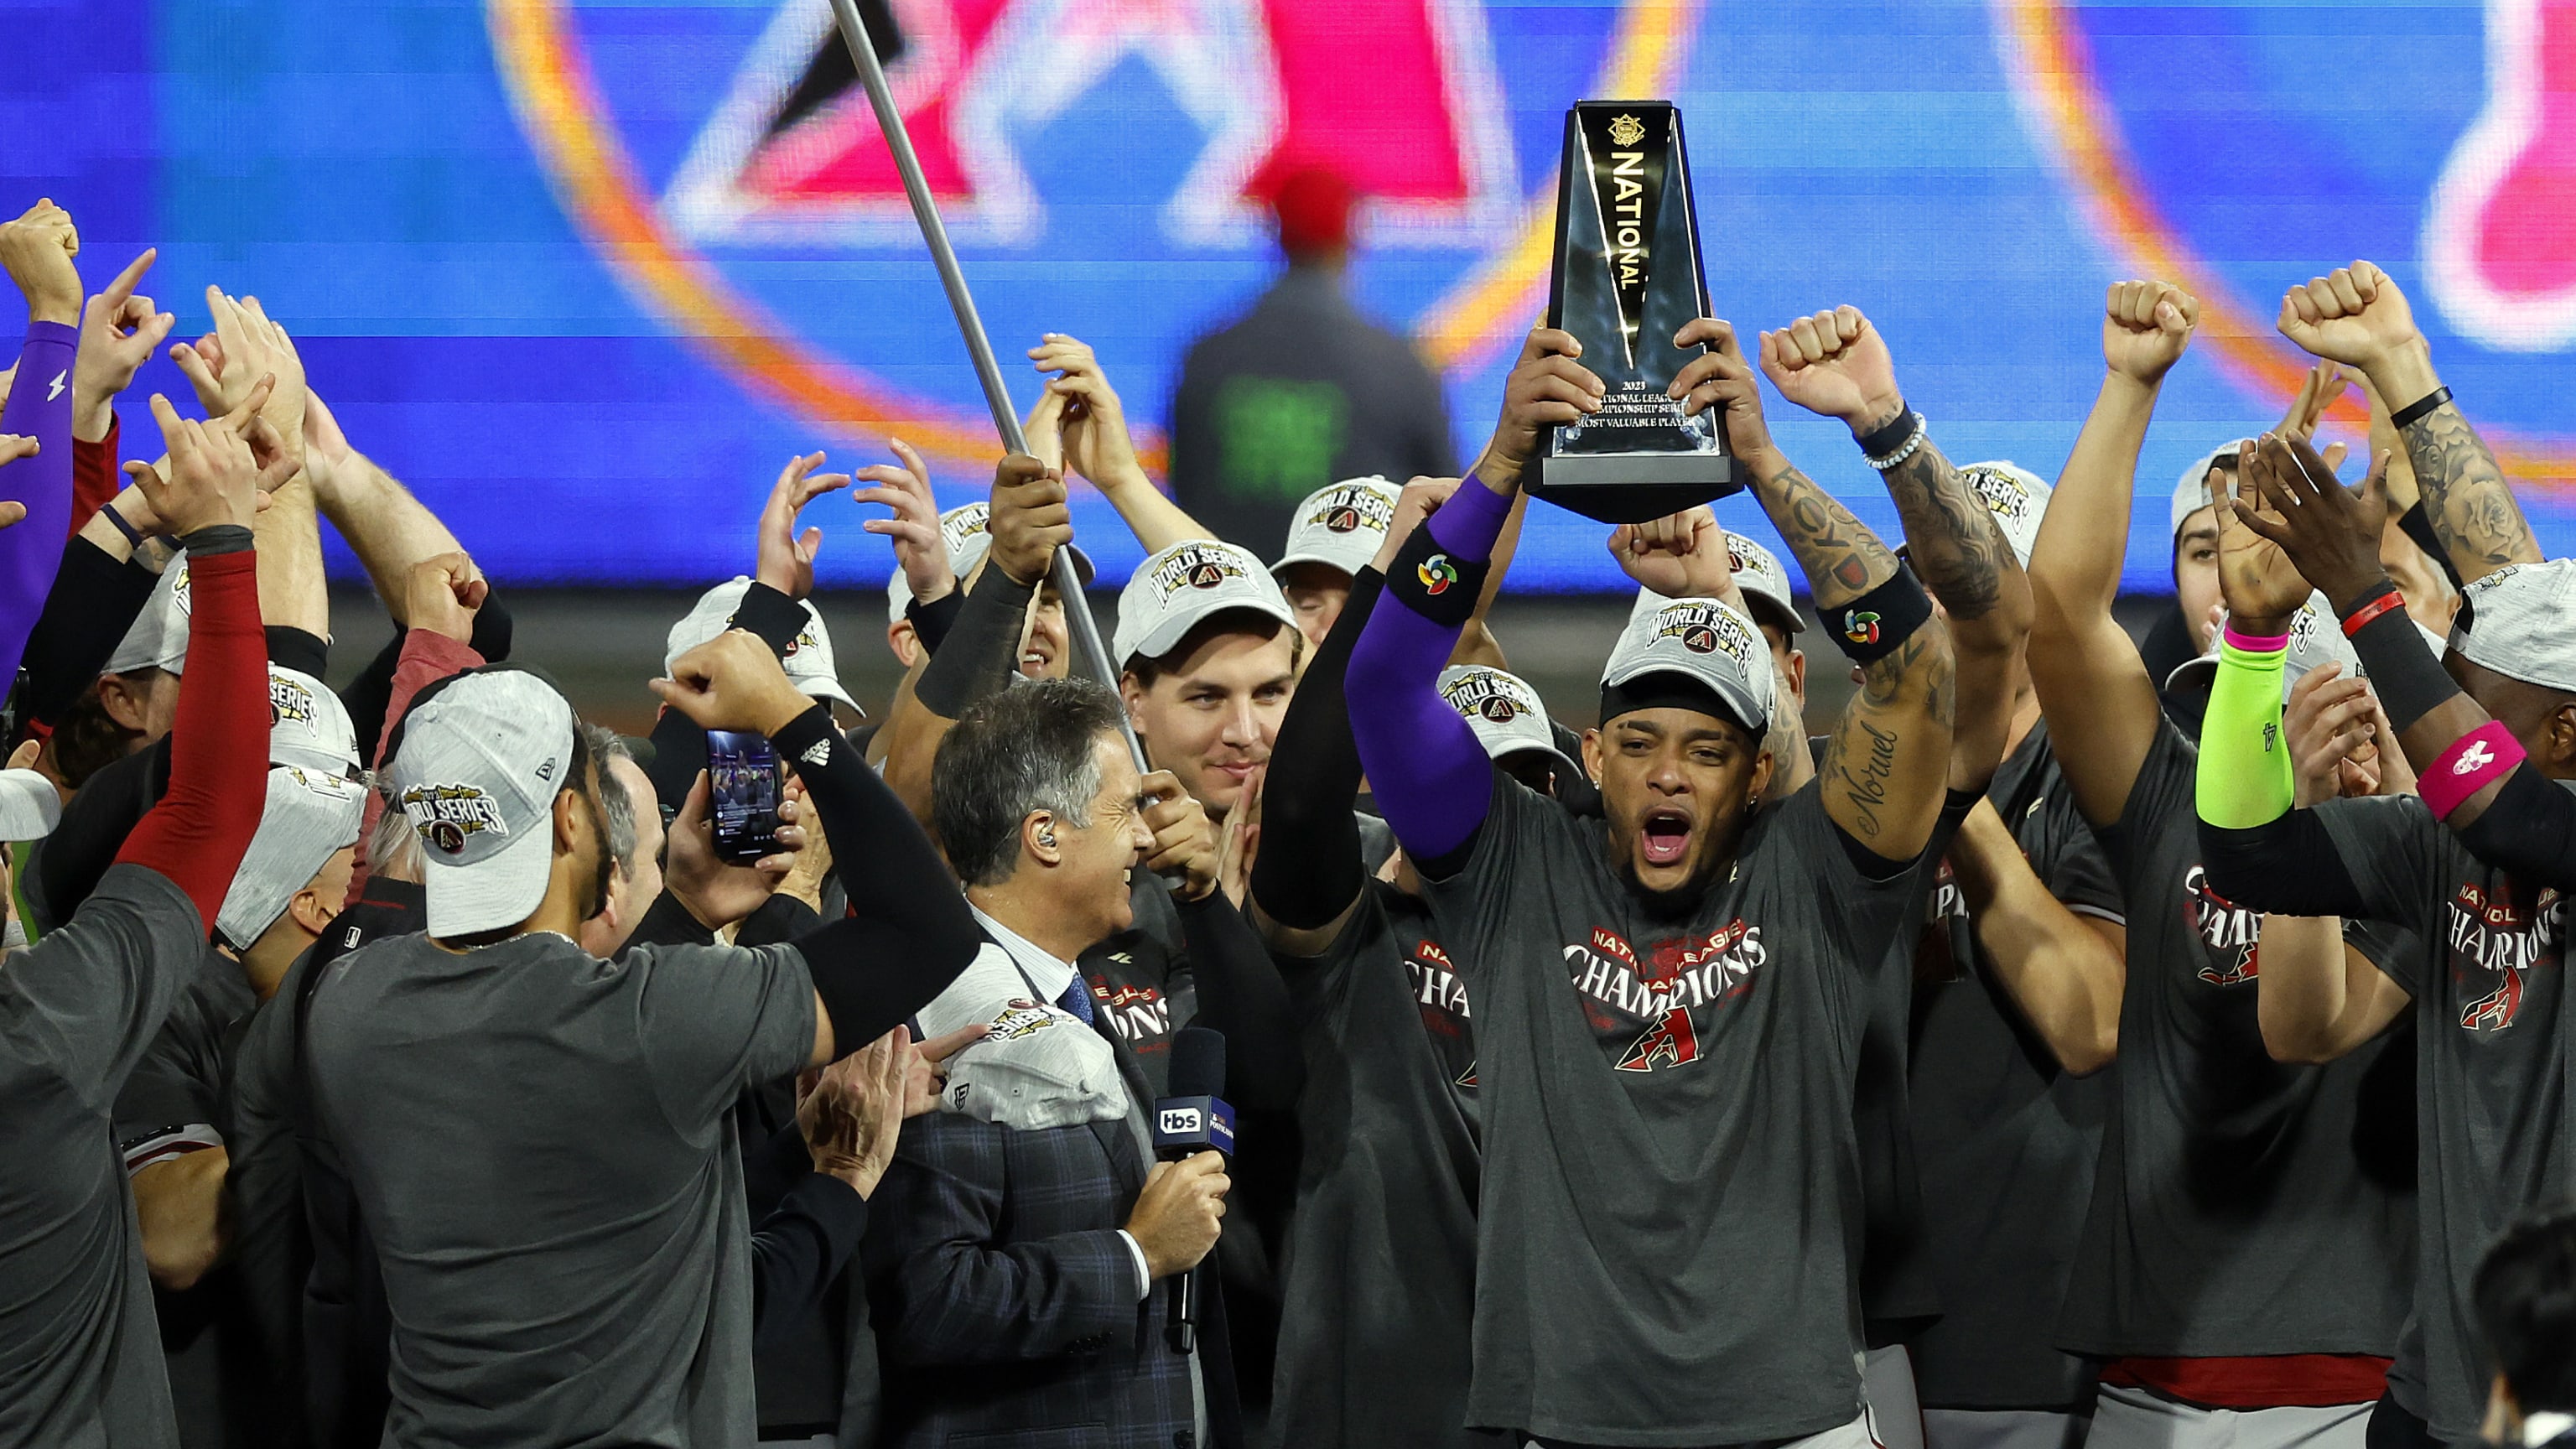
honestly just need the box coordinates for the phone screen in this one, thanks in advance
[705,730,784,864]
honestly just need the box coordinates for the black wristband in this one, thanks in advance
[1824,566,1935,665]
[906,589,966,655]
[2391,385,2454,430]
[1854,401,1916,459]
[99,504,150,552]
[1384,519,1488,627]
[732,581,811,660]
[2344,595,2459,735]
[178,523,253,557]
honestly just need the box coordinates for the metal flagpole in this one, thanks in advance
[824,0,1147,770]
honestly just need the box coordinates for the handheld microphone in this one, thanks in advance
[1152,1027,1232,1354]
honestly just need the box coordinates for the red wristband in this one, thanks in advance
[2340,589,2406,637]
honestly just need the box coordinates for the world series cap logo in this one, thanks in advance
[1653,602,1754,667]
[400,783,511,855]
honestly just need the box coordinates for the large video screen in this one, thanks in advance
[9,0,2573,593]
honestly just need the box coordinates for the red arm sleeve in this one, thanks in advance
[346,626,484,892]
[115,533,267,929]
[70,413,120,535]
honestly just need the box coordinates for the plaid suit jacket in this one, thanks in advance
[866,996,1238,1449]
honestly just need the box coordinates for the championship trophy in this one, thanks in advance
[1524,101,1737,523]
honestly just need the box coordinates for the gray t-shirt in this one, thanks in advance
[2061,719,2416,1358]
[0,864,208,1449]
[1909,725,2121,1410]
[1272,880,1492,1449]
[304,928,817,1449]
[2311,791,2574,1442]
[1421,778,1919,1445]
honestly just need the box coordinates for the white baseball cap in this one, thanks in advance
[104,561,191,676]
[2170,444,2243,541]
[387,668,579,937]
[1113,540,1299,668]
[2164,591,2371,698]
[0,769,60,843]
[269,664,360,777]
[2453,559,2576,693]
[1275,477,1404,580]
[881,504,1096,626]
[1956,460,2054,569]
[1439,665,1581,778]
[912,943,1129,1130]
[666,577,863,716]
[1724,532,1805,636]
[1601,596,1778,735]
[214,765,366,950]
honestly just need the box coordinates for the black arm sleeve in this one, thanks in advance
[1176,891,1303,1110]
[740,893,825,948]
[2198,811,2374,917]
[2454,767,2576,891]
[770,705,979,1055]
[645,704,709,817]
[267,626,328,679]
[906,589,966,656]
[13,538,158,731]
[2397,503,2464,589]
[1249,568,1382,929]
[623,889,717,952]
[912,566,1036,719]
[750,1171,870,1345]
[733,582,810,658]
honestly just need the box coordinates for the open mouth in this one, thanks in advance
[1640,810,1693,868]
[1020,646,1053,675]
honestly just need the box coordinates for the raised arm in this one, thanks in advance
[171,290,325,640]
[1347,329,1580,869]
[2028,281,2199,827]
[2276,261,2540,585]
[1758,305,2029,793]
[1031,334,1211,553]
[0,201,85,687]
[1665,315,1950,858]
[1944,800,2126,1074]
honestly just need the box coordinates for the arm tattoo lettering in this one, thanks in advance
[2402,404,2542,575]
[1818,631,1950,838]
[1880,439,2004,621]
[1753,460,1899,610]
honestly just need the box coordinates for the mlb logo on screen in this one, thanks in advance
[1158,1105,1203,1136]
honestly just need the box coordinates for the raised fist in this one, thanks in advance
[988,453,1073,587]
[2276,262,2423,377]
[1759,306,1903,434]
[0,199,81,325]
[2101,280,2199,386]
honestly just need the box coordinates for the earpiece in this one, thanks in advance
[1036,825,1058,849]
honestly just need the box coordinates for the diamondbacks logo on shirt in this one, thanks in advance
[2447,880,2563,1032]
[1561,921,1766,1072]
[400,783,510,855]
[2183,864,2262,986]
[1408,938,1472,1030]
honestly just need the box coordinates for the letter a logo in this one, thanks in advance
[1615,1006,1701,1072]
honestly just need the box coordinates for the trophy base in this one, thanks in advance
[1524,450,1742,525]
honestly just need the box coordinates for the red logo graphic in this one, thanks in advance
[1683,625,1719,654]
[1616,1006,1702,1072]
[1187,562,1225,589]
[2447,880,2563,1032]
[2184,865,2262,987]
[1325,505,1363,533]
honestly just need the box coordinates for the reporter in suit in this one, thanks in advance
[869,679,1238,1449]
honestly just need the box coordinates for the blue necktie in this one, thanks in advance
[1057,977,1096,1026]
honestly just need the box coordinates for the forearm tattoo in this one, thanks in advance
[1818,629,1954,839]
[1750,458,1900,610]
[2402,403,2542,575]
[1880,439,2005,621]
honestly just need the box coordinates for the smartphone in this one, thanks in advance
[704,730,785,864]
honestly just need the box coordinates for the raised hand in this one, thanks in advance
[1213,762,1261,906]
[987,453,1072,587]
[2285,664,2386,809]
[1030,334,1145,488]
[652,631,814,737]
[2101,279,2199,386]
[1666,318,1776,463]
[1476,325,1602,486]
[70,249,174,440]
[2277,262,2423,377]
[0,199,82,326]
[1758,306,1903,435]
[2206,432,2338,630]
[853,439,953,605]
[1367,475,1460,574]
[1140,767,1222,902]
[1609,506,1733,599]
[125,382,297,535]
[404,552,488,646]
[754,451,849,600]
[169,288,307,461]
[2232,433,2396,613]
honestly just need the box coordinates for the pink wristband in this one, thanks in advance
[2220,623,2289,654]
[2421,720,2526,819]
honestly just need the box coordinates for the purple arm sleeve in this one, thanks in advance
[1345,480,1514,865]
[0,322,80,688]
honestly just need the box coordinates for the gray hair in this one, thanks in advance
[581,724,640,873]
[932,678,1127,887]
